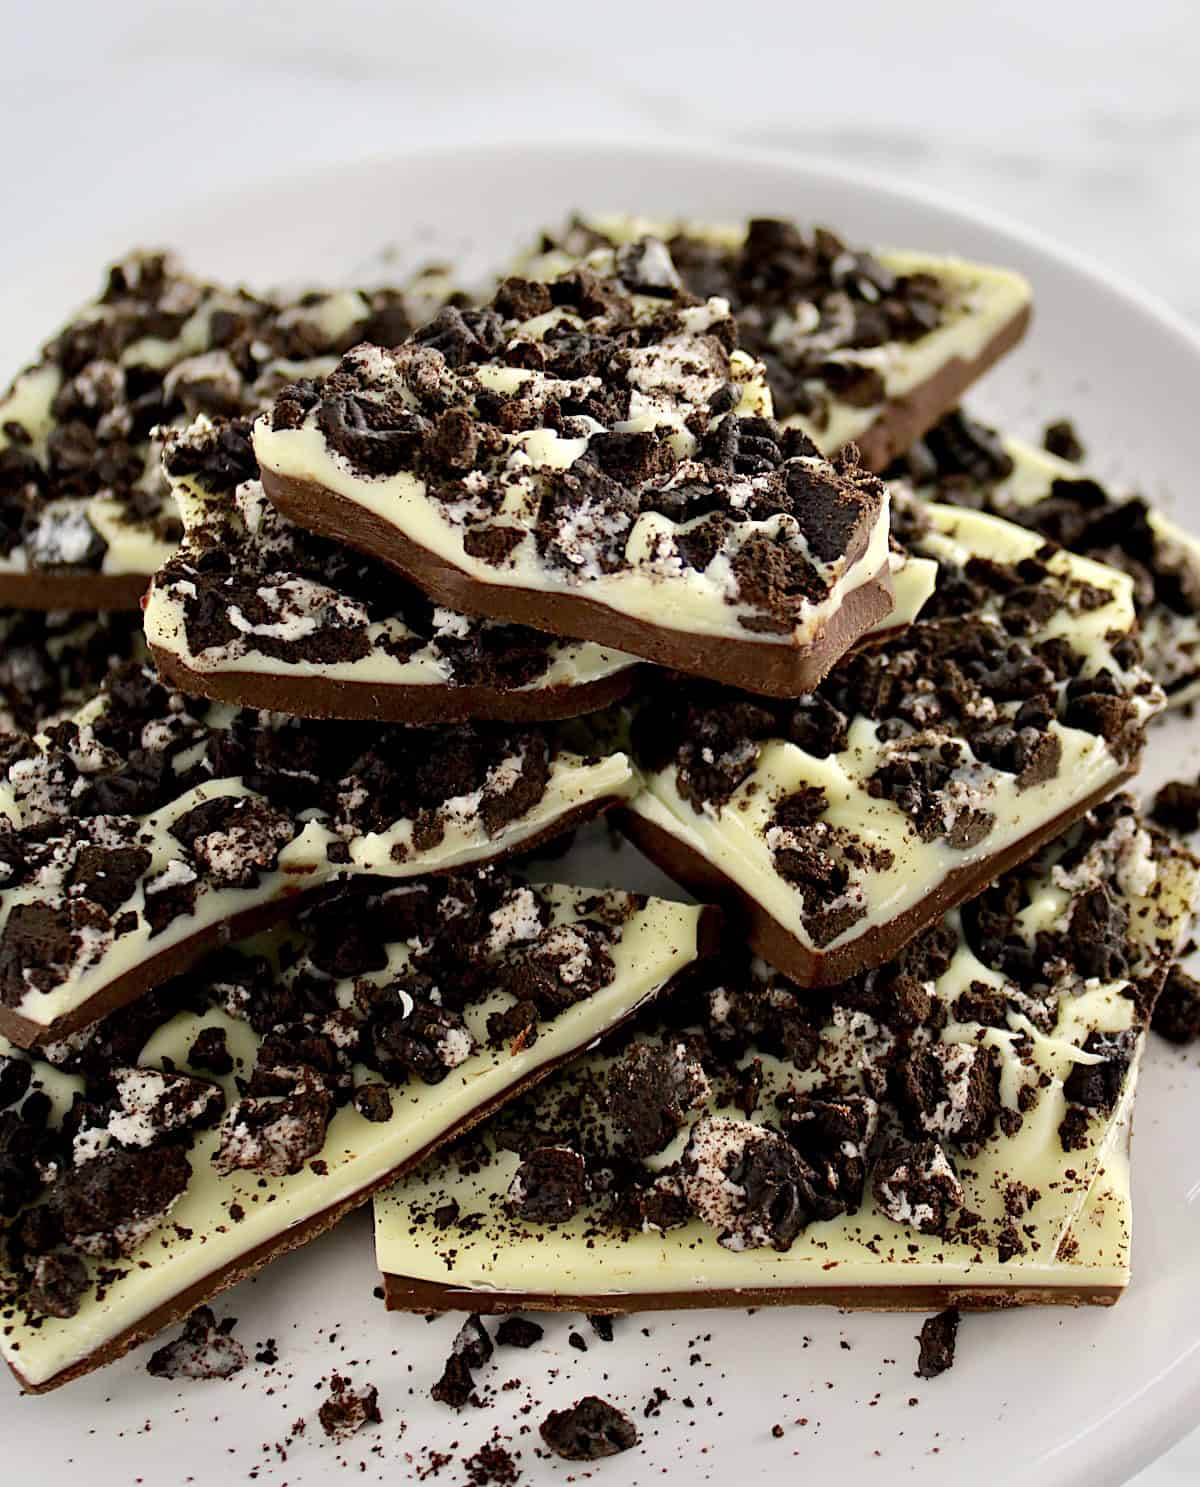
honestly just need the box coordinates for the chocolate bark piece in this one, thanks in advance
[916,1308,960,1378]
[540,1396,638,1460]
[622,498,1161,986]
[255,247,896,700]
[376,799,1194,1314]
[145,417,640,724]
[0,253,459,609]
[529,216,1032,472]
[897,410,1200,706]
[0,875,714,1392]
[0,661,634,1049]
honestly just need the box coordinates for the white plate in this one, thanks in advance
[4,140,1200,1487]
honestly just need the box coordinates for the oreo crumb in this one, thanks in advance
[539,1396,639,1460]
[916,1308,959,1378]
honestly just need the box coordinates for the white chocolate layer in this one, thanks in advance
[0,888,706,1388]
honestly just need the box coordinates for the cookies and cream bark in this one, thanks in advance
[622,499,1163,986]
[376,800,1195,1312]
[0,252,456,608]
[253,249,897,697]
[0,871,712,1391]
[525,217,1032,471]
[145,417,640,722]
[893,409,1200,706]
[0,609,145,735]
[0,663,634,1048]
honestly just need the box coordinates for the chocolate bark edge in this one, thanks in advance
[381,1274,1121,1315]
[147,645,642,725]
[846,300,1033,473]
[0,792,630,1052]
[0,571,149,612]
[616,759,1138,988]
[260,469,895,700]
[3,907,721,1394]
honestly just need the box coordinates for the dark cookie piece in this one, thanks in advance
[367,999,475,1085]
[187,1025,234,1076]
[147,1305,247,1380]
[606,1040,709,1157]
[25,1251,90,1319]
[776,1090,877,1218]
[503,924,615,1017]
[213,1071,333,1177]
[1062,1030,1135,1114]
[873,1139,963,1236]
[1153,965,1200,1044]
[49,1144,192,1258]
[1043,420,1085,463]
[507,1145,588,1224]
[495,1316,544,1348]
[353,1083,395,1122]
[891,1043,1000,1150]
[539,1396,638,1461]
[318,1375,382,1440]
[171,796,297,889]
[916,1308,960,1378]
[682,1118,823,1251]
[1151,779,1200,835]
[451,1314,493,1370]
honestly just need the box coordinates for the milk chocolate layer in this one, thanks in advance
[263,466,896,698]
[382,1274,1120,1314]
[0,572,149,610]
[147,645,641,725]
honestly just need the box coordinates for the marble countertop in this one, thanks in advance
[3,0,1198,1479]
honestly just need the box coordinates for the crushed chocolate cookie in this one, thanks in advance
[318,1374,382,1441]
[916,1308,959,1378]
[1153,964,1200,1044]
[146,1306,246,1380]
[539,1396,638,1461]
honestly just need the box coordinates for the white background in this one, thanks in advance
[3,1,1198,1479]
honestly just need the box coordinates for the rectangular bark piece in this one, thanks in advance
[375,801,1195,1314]
[0,251,457,609]
[0,662,633,1048]
[892,408,1200,706]
[0,874,717,1392]
[525,216,1033,471]
[254,243,898,698]
[623,500,1163,986]
[145,416,641,724]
